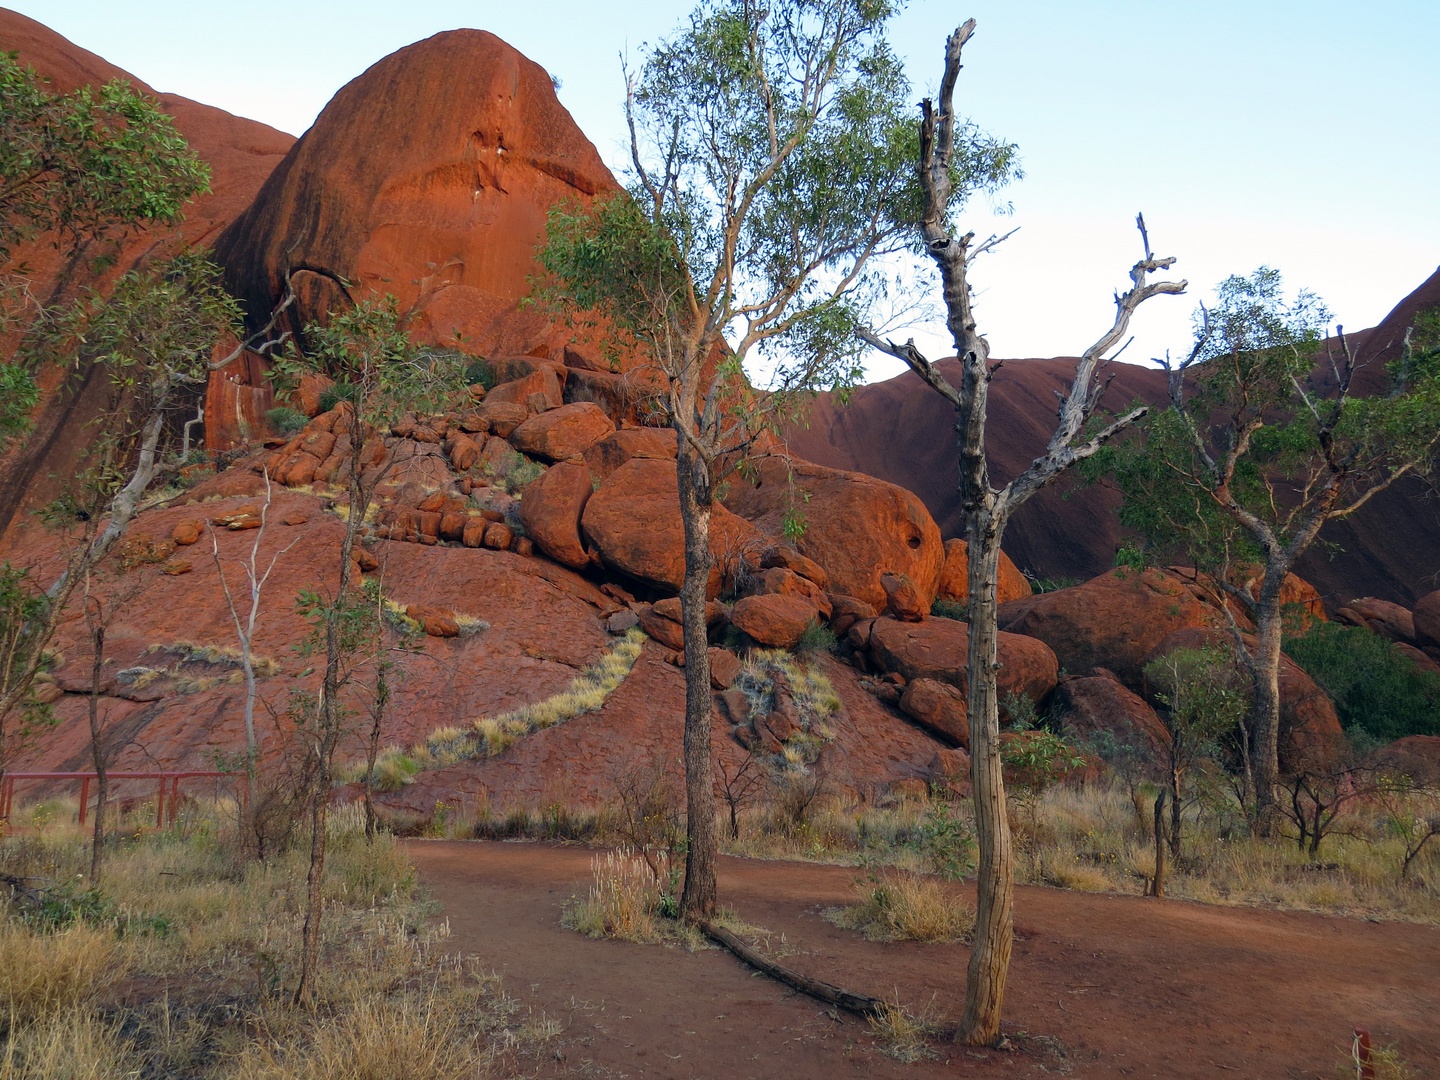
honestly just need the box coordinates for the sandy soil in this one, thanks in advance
[407,840,1440,1079]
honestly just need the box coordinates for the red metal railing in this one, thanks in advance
[0,772,231,828]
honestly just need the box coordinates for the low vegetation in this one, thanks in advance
[0,801,558,1079]
[825,870,974,943]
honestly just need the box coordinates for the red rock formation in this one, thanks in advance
[898,677,969,748]
[730,594,819,649]
[1412,590,1440,650]
[0,10,294,547]
[583,427,677,483]
[866,616,1058,711]
[518,460,594,570]
[998,567,1215,689]
[581,458,764,596]
[1051,674,1170,757]
[1335,597,1416,645]
[936,538,1032,606]
[723,455,943,610]
[509,402,615,461]
[213,29,618,364]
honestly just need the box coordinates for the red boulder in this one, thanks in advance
[518,460,593,569]
[509,401,616,462]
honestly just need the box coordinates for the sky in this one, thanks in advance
[11,0,1439,382]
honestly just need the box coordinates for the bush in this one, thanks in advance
[825,871,973,943]
[1285,622,1440,742]
[463,358,497,389]
[793,619,835,656]
[317,381,361,413]
[264,406,307,435]
[930,597,966,621]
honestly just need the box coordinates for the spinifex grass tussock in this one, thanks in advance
[825,870,974,943]
[867,996,944,1064]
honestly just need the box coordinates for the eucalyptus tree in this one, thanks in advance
[858,20,1187,1046]
[1097,270,1440,830]
[536,0,1016,921]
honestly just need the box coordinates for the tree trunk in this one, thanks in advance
[1248,576,1287,836]
[1149,788,1168,897]
[87,624,107,882]
[1168,764,1183,862]
[363,666,387,844]
[956,525,1015,1046]
[676,440,717,922]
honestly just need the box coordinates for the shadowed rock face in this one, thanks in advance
[782,266,1440,609]
[0,10,295,549]
[213,29,618,359]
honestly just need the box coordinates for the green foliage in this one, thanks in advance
[1001,728,1086,798]
[930,597,966,621]
[1284,622,1440,742]
[0,562,58,754]
[1143,645,1249,768]
[793,619,836,656]
[463,358,496,389]
[907,799,976,880]
[271,296,467,433]
[0,51,209,263]
[1024,575,1079,594]
[264,406,307,435]
[0,360,40,445]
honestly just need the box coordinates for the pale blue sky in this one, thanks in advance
[10,1,1439,380]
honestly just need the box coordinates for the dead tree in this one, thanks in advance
[858,20,1186,1045]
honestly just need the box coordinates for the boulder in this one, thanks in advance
[564,365,668,427]
[1051,674,1170,757]
[171,520,203,546]
[718,688,751,725]
[936,538,1032,605]
[730,594,820,649]
[652,597,729,630]
[482,522,513,550]
[1394,641,1440,678]
[898,677,969,748]
[461,518,487,548]
[518,460,593,569]
[405,604,459,638]
[475,401,530,439]
[1143,627,1344,772]
[708,647,742,690]
[929,748,973,795]
[581,458,764,595]
[760,544,829,590]
[447,431,481,472]
[998,567,1215,689]
[880,572,927,622]
[828,594,876,637]
[487,366,565,413]
[750,567,831,620]
[1415,590,1440,650]
[636,604,684,651]
[509,401,615,461]
[583,427,677,483]
[722,455,943,610]
[1336,597,1417,644]
[867,616,1058,713]
[606,608,639,634]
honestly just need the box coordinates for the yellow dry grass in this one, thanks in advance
[826,871,973,943]
[563,849,663,943]
[0,923,122,1030]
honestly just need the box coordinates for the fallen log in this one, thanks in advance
[698,920,883,1017]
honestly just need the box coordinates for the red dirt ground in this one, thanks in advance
[408,841,1440,1079]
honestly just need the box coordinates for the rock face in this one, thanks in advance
[581,458,763,595]
[0,10,294,548]
[214,28,618,360]
[723,455,943,610]
[1368,735,1440,787]
[998,568,1215,688]
[867,616,1058,710]
[583,427,677,482]
[936,538,1032,606]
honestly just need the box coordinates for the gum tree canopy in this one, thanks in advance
[535,0,1017,921]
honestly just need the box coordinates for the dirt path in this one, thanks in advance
[407,840,1440,1079]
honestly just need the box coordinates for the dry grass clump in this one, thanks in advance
[867,997,943,1063]
[826,871,973,943]
[0,923,123,1031]
[0,1013,141,1080]
[564,849,664,943]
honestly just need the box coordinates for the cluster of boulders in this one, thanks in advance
[1334,593,1440,676]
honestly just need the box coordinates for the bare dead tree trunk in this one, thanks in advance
[1148,788,1168,898]
[677,439,718,921]
[1249,573,1287,835]
[959,525,1014,1039]
[858,19,1185,1046]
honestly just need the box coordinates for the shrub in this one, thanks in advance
[563,849,662,942]
[317,381,361,413]
[825,871,973,943]
[930,597,966,621]
[264,406,307,435]
[1285,622,1440,742]
[463,358,497,390]
[792,619,835,656]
